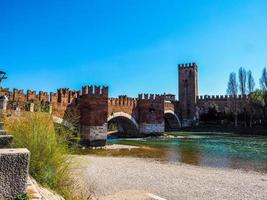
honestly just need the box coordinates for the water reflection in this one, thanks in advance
[77,132,267,173]
[177,140,200,165]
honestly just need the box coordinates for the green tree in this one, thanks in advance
[260,67,267,90]
[227,72,238,127]
[238,67,247,127]
[251,89,265,121]
[259,67,267,120]
[247,70,255,127]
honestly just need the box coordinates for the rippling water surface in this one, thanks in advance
[82,132,267,173]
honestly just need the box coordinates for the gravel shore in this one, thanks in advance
[71,155,267,200]
[103,144,140,150]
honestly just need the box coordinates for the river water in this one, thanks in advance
[82,132,267,173]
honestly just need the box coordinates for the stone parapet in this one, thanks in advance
[0,148,30,200]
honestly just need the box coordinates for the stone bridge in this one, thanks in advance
[75,87,181,146]
[108,94,181,137]
[2,62,205,147]
[2,62,251,147]
[1,85,181,147]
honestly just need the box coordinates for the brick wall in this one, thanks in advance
[178,63,198,120]
[78,86,108,146]
[108,95,137,117]
[137,94,165,134]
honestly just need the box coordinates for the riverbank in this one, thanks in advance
[182,123,267,135]
[103,144,140,150]
[70,155,267,200]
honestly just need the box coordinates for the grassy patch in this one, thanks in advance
[15,192,29,200]
[5,113,84,199]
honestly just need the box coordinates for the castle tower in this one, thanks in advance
[178,63,198,124]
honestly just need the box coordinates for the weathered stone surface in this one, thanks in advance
[139,122,165,134]
[80,124,107,147]
[0,148,30,200]
[29,103,34,112]
[0,96,8,111]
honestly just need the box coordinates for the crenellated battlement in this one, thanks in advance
[3,85,108,107]
[39,91,48,96]
[178,62,197,70]
[0,88,50,103]
[27,90,38,101]
[81,85,108,97]
[38,91,49,102]
[50,92,58,104]
[137,93,166,101]
[13,88,26,101]
[57,88,71,104]
[108,95,136,106]
[69,90,80,102]
[0,88,12,98]
[58,88,70,96]
[27,90,37,95]
[196,95,248,101]
[50,88,76,104]
[13,88,24,94]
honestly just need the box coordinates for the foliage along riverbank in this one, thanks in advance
[181,123,267,135]
[5,112,90,200]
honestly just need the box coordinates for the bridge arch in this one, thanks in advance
[164,110,181,131]
[108,112,139,137]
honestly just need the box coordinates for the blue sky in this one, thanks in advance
[0,0,266,98]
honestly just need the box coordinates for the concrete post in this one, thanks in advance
[0,149,30,200]
[30,103,34,112]
[0,95,12,148]
[0,95,8,112]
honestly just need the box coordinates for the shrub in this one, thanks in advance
[16,192,29,200]
[5,113,73,198]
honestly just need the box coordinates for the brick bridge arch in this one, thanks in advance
[164,110,181,131]
[107,112,139,136]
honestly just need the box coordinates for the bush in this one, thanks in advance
[5,113,74,198]
[16,192,29,200]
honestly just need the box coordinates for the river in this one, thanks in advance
[79,132,267,173]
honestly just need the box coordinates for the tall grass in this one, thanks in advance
[4,113,76,199]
